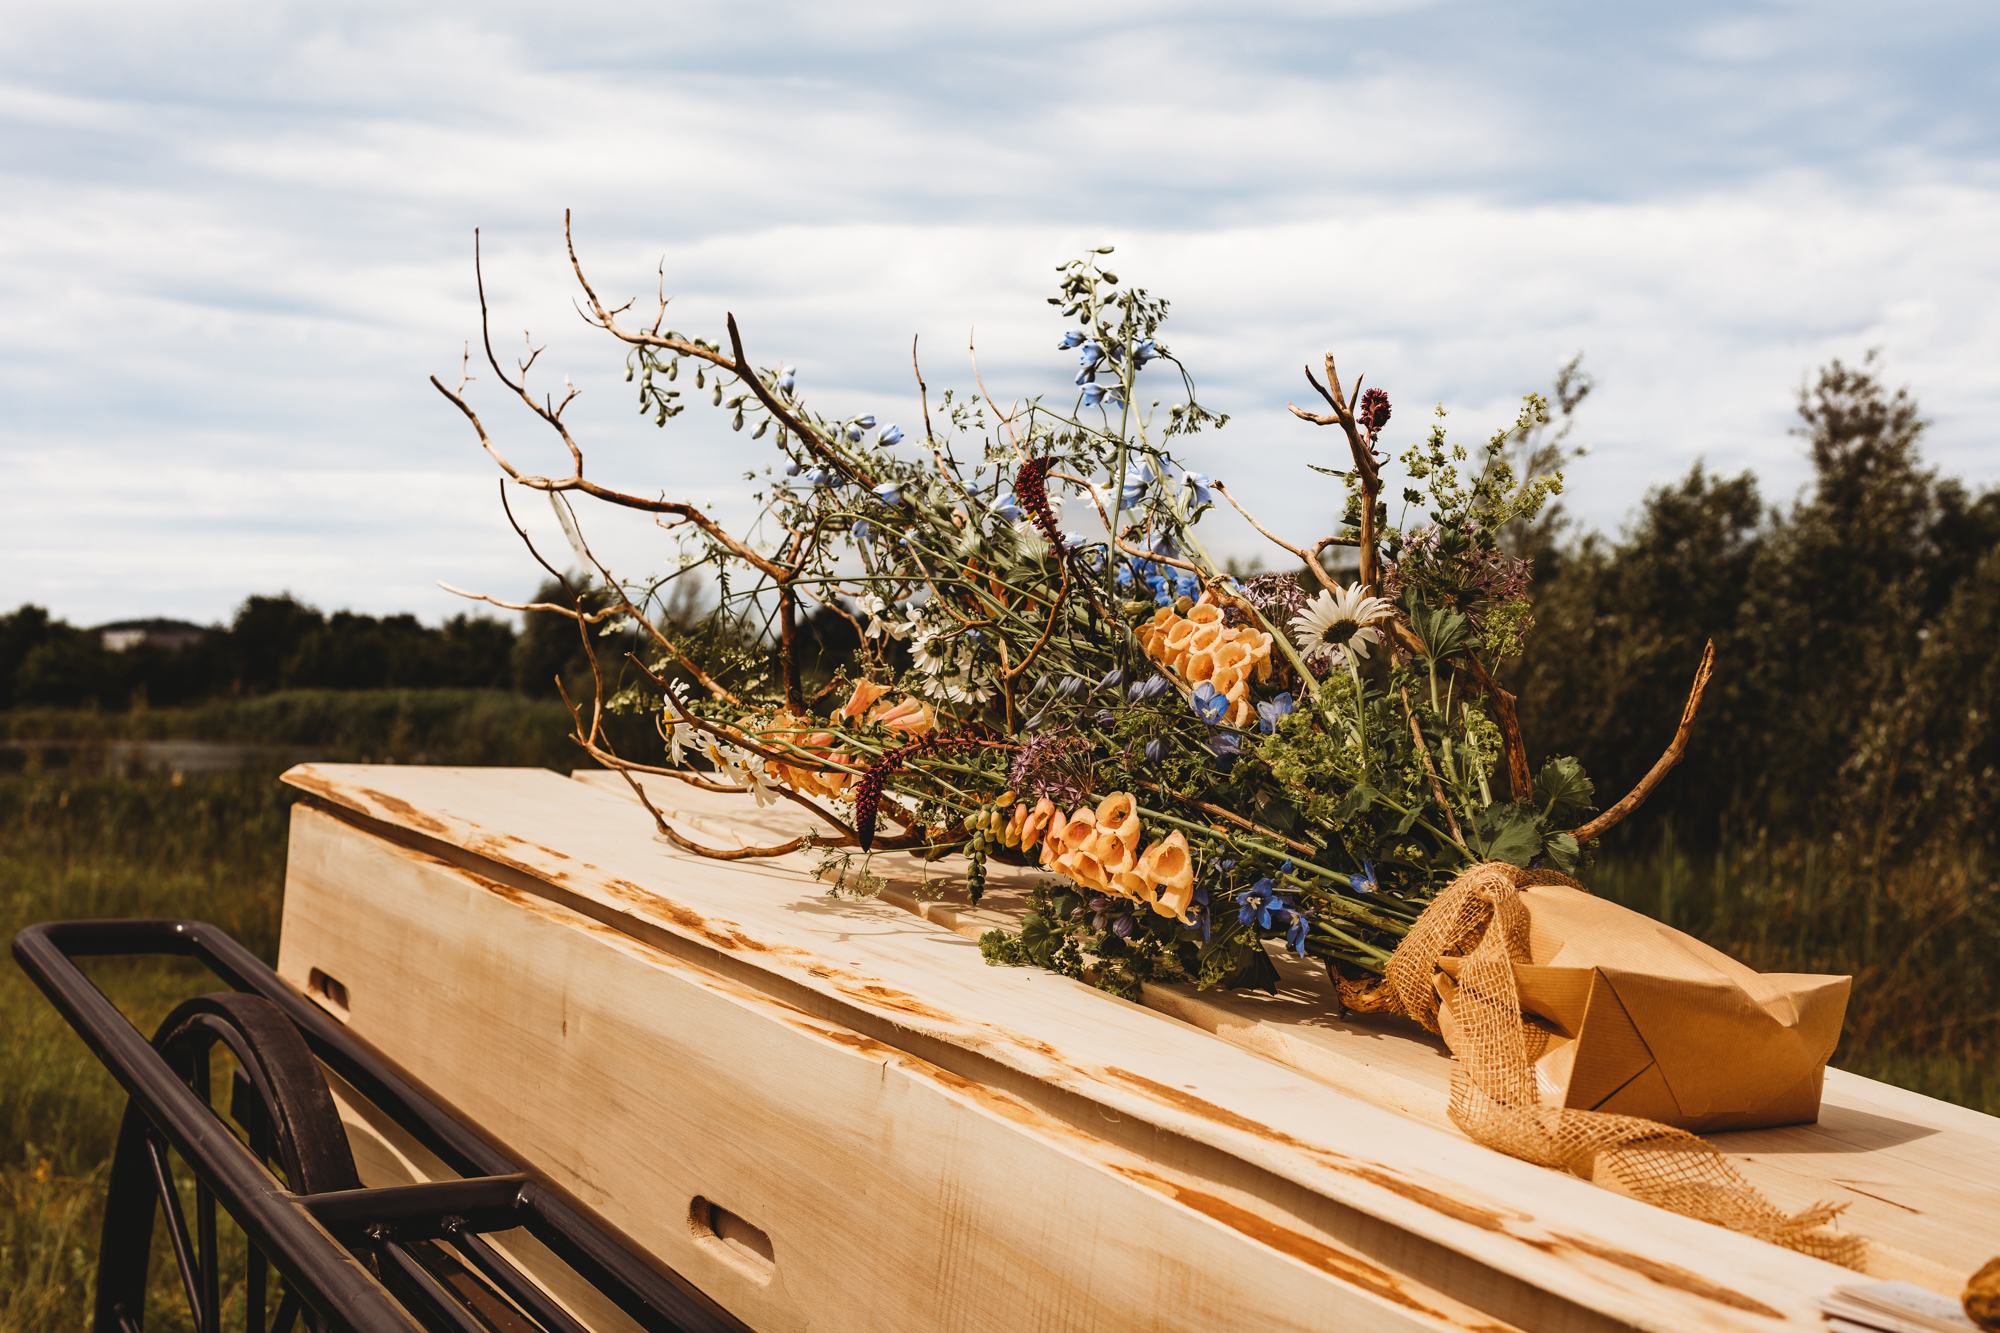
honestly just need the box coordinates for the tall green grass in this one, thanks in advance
[1,770,296,1331]
[0,688,595,767]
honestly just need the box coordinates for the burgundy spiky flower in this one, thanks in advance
[854,729,987,851]
[854,751,903,852]
[1014,456,1063,551]
[1357,388,1392,438]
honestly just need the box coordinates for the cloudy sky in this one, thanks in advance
[3,0,1996,626]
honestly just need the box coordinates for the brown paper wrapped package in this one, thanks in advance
[1343,862,1865,1265]
[1431,881,1851,1133]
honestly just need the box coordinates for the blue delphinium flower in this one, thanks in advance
[1239,879,1284,930]
[1058,330,1085,349]
[785,461,803,476]
[857,415,876,429]
[1185,471,1214,507]
[1140,674,1171,700]
[1207,733,1241,758]
[1147,570,1173,605]
[1190,681,1229,725]
[1102,384,1127,409]
[848,425,865,442]
[1192,883,1212,940]
[1144,737,1165,763]
[1285,909,1310,955]
[778,365,797,393]
[1080,383,1107,407]
[853,519,874,545]
[1173,568,1201,600]
[879,424,905,446]
[1094,708,1115,725]
[1078,341,1103,368]
[1348,858,1381,894]
[1257,692,1295,734]
[872,482,903,506]
[1104,341,1125,362]
[1100,668,1123,689]
[803,467,836,487]
[1133,339,1161,367]
[992,495,1022,523]
[1120,478,1147,509]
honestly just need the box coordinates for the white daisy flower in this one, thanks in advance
[911,627,957,677]
[1290,583,1394,665]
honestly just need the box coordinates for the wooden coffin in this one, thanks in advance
[274,764,2000,1333]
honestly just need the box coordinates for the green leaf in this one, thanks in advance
[1332,785,1378,823]
[1018,913,1056,967]
[1541,832,1582,874]
[1468,801,1541,867]
[1407,601,1474,662]
[1533,755,1596,825]
[1222,943,1282,994]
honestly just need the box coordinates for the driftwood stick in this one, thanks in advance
[1458,654,1534,802]
[1570,641,1716,844]
[1213,481,1341,596]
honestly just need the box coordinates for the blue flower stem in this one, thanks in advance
[1105,309,1136,605]
[1308,919,1396,964]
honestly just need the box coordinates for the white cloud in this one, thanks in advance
[1,0,1996,623]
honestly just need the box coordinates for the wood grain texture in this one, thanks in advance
[572,769,2000,1287]
[283,808,1524,1333]
[272,764,1981,1330]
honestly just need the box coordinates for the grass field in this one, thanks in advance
[2,752,1994,1325]
[2,769,295,1331]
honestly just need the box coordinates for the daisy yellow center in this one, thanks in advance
[1318,617,1361,645]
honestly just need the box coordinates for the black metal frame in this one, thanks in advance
[13,918,754,1333]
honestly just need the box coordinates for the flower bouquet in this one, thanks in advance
[437,225,1697,1002]
[433,223,1865,1263]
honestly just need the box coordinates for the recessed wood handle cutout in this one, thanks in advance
[306,968,350,1022]
[689,1196,774,1280]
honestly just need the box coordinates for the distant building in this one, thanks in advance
[97,619,208,653]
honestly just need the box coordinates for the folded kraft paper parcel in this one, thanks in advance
[1438,881,1849,1133]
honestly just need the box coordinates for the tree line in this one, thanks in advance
[7,351,1995,869]
[1513,353,2000,862]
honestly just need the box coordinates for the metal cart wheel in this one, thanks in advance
[96,991,363,1333]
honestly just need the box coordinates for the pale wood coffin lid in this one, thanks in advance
[278,763,1983,1331]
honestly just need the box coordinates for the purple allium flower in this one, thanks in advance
[1007,734,1096,806]
[1240,572,1310,621]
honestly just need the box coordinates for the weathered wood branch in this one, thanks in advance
[1570,641,1716,844]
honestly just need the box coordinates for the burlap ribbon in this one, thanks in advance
[1338,861,1867,1268]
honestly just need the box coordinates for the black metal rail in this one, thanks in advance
[12,918,754,1333]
